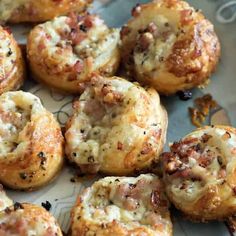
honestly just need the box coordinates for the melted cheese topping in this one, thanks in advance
[32,14,120,77]
[0,27,18,82]
[0,185,13,211]
[0,91,44,159]
[65,76,165,174]
[0,204,61,236]
[72,174,171,235]
[0,0,27,21]
[134,14,177,74]
[165,126,236,202]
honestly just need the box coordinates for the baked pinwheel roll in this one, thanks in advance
[27,13,120,93]
[71,174,172,236]
[0,0,92,23]
[162,125,236,221]
[121,0,220,95]
[0,185,13,211]
[0,203,62,235]
[65,76,167,175]
[0,26,25,95]
[0,91,64,190]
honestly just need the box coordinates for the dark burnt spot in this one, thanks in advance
[19,172,27,180]
[14,202,24,211]
[41,201,52,211]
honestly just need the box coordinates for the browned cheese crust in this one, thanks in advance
[70,174,172,236]
[162,125,236,221]
[0,0,92,23]
[0,203,63,235]
[27,13,120,94]
[65,76,167,175]
[0,91,64,190]
[121,0,221,95]
[0,26,25,95]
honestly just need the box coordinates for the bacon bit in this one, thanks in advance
[74,60,84,73]
[15,218,28,235]
[233,187,236,195]
[138,32,154,51]
[180,9,193,25]
[140,143,152,155]
[70,30,86,45]
[152,130,161,141]
[201,133,212,143]
[147,22,158,35]
[165,161,179,174]
[222,131,231,141]
[38,41,46,51]
[68,74,77,81]
[132,4,142,17]
[84,15,94,28]
[45,33,51,40]
[120,26,131,39]
[117,141,123,150]
[172,168,191,179]
[189,94,218,127]
[195,94,218,116]
[218,169,226,179]
[3,26,12,34]
[100,84,123,104]
[146,22,158,37]
[189,107,205,127]
[198,155,213,168]
[150,190,161,207]
[45,227,56,236]
[67,12,79,28]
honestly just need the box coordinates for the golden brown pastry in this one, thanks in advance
[121,0,220,95]
[27,12,120,93]
[0,203,62,235]
[0,184,13,211]
[162,125,236,221]
[0,26,25,95]
[65,75,167,175]
[0,0,92,23]
[70,174,172,236]
[0,91,64,190]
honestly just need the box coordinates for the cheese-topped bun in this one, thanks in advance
[65,76,167,175]
[0,26,25,95]
[121,0,220,95]
[162,125,236,221]
[0,185,13,211]
[0,91,64,190]
[27,13,120,94]
[0,203,62,235]
[71,174,172,236]
[0,0,92,23]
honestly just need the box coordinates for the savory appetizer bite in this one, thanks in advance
[0,91,64,190]
[0,26,25,95]
[0,202,62,235]
[0,0,92,23]
[0,184,13,211]
[121,0,220,95]
[162,125,236,221]
[65,76,167,175]
[27,12,120,93]
[70,174,172,236]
